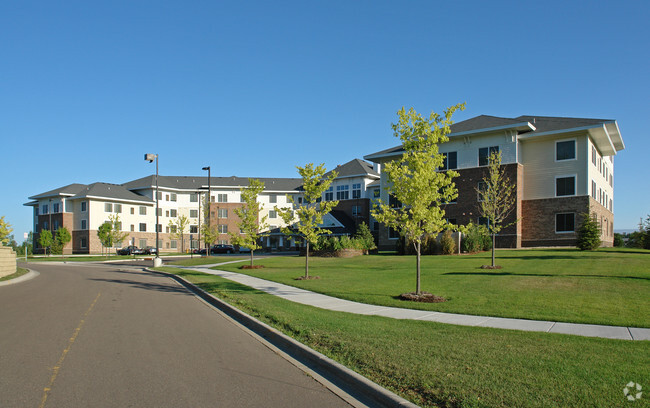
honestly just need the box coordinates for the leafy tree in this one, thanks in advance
[169,215,190,253]
[108,214,129,249]
[0,216,13,246]
[200,194,218,253]
[643,215,650,250]
[476,151,517,267]
[230,179,269,267]
[97,222,113,256]
[613,233,624,247]
[576,212,601,250]
[277,163,339,279]
[372,104,464,295]
[39,229,53,256]
[55,227,72,258]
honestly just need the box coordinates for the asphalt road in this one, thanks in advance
[0,261,352,408]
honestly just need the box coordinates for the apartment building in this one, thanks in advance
[364,115,624,250]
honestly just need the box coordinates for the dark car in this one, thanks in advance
[193,248,207,255]
[116,246,143,255]
[142,246,158,255]
[210,244,235,254]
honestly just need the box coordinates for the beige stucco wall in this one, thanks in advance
[0,246,17,278]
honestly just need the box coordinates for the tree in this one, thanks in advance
[39,229,53,256]
[200,194,218,253]
[97,222,113,257]
[0,216,13,246]
[372,104,464,296]
[576,212,601,250]
[108,214,129,251]
[55,227,72,258]
[277,163,338,279]
[642,215,650,250]
[169,215,190,253]
[353,221,376,252]
[476,151,517,267]
[230,179,269,267]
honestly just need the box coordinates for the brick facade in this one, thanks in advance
[521,196,592,247]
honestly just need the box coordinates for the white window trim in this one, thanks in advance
[555,212,576,234]
[555,174,577,197]
[555,138,577,162]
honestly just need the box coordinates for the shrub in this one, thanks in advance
[576,212,601,250]
[461,222,490,253]
[353,222,377,251]
[613,233,624,247]
[440,230,456,255]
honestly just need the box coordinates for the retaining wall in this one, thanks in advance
[0,246,17,278]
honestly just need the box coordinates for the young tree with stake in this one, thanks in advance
[230,179,269,267]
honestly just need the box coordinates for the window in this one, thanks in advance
[190,209,198,218]
[324,187,334,201]
[556,213,575,233]
[336,185,349,200]
[170,240,177,249]
[210,195,215,203]
[81,220,87,230]
[477,181,487,202]
[139,206,147,215]
[446,218,457,225]
[115,222,122,231]
[165,194,170,201]
[170,225,177,233]
[479,146,499,166]
[157,192,162,200]
[165,226,170,233]
[165,210,170,217]
[157,208,162,217]
[130,224,134,232]
[556,176,576,197]
[556,140,576,161]
[388,227,400,239]
[609,199,613,211]
[218,209,228,218]
[170,193,177,202]
[190,193,198,203]
[217,194,228,203]
[104,203,112,212]
[35,207,39,216]
[478,217,489,227]
[389,194,402,208]
[53,203,60,213]
[269,194,277,203]
[441,152,458,170]
[139,239,147,248]
[170,209,177,218]
[190,225,198,234]
[42,204,48,214]
[352,183,362,199]
[218,225,228,234]
[268,210,277,219]
[609,174,613,187]
[373,189,380,198]
[80,238,87,249]
[352,205,362,216]
[130,207,135,215]
[114,204,122,213]
[139,223,147,232]
[592,146,597,165]
[156,224,163,233]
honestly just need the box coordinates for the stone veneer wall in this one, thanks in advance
[0,246,17,278]
[588,197,615,247]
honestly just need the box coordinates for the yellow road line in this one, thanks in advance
[39,292,101,408]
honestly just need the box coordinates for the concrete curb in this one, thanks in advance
[0,269,39,287]
[149,268,418,408]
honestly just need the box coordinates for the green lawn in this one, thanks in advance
[0,267,30,282]
[169,256,245,266]
[213,248,650,327]
[157,266,650,408]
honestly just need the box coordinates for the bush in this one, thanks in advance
[396,234,438,255]
[461,223,490,253]
[613,233,624,247]
[440,230,456,255]
[353,222,377,251]
[576,212,601,250]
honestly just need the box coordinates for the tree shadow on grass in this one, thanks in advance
[442,271,650,281]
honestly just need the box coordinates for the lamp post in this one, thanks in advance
[202,166,211,256]
[145,153,162,267]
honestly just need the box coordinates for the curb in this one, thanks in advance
[149,268,418,408]
[0,269,40,287]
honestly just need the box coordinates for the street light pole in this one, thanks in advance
[202,166,210,256]
[145,153,162,267]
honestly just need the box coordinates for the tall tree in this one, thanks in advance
[200,194,218,253]
[277,163,338,279]
[476,151,517,267]
[230,179,269,267]
[39,229,53,256]
[97,221,113,256]
[55,226,72,258]
[108,214,129,249]
[169,215,190,253]
[372,104,464,295]
[0,216,13,246]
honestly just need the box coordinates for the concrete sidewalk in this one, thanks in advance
[173,262,650,341]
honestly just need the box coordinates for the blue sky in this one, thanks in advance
[2,0,648,241]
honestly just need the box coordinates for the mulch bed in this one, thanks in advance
[399,291,447,303]
[239,265,265,269]
[294,276,321,280]
[480,265,503,269]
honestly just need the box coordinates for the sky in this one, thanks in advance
[1,0,649,242]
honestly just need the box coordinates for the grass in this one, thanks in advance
[168,256,245,266]
[157,266,650,408]
[0,267,30,282]
[212,248,650,327]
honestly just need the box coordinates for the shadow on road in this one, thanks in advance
[89,278,191,294]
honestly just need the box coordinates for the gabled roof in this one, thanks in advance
[71,183,153,204]
[123,175,304,192]
[28,183,88,200]
[326,158,380,179]
[365,114,624,160]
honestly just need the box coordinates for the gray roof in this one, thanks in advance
[28,183,88,200]
[122,175,304,192]
[71,183,153,203]
[326,159,380,179]
[365,114,618,160]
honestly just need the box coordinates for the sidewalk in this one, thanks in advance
[172,262,650,341]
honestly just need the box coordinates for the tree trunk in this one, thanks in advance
[492,233,496,267]
[416,240,421,295]
[305,241,310,279]
[250,249,254,267]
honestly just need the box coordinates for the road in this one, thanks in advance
[0,261,352,408]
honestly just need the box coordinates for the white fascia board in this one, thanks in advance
[364,149,404,161]
[334,173,381,180]
[23,201,39,207]
[447,121,536,139]
[605,121,625,151]
[519,123,617,156]
[82,195,155,205]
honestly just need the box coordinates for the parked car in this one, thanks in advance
[142,246,157,255]
[238,246,252,253]
[193,248,207,255]
[210,244,235,254]
[116,246,143,255]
